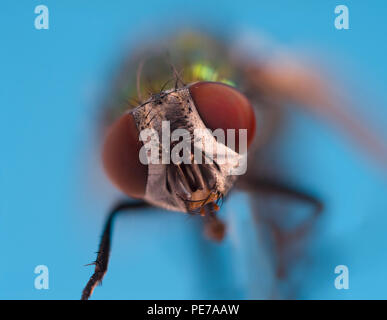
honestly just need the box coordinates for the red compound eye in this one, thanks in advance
[189,81,256,150]
[102,113,148,199]
[102,81,256,199]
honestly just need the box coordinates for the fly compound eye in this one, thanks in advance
[102,113,147,199]
[189,81,256,150]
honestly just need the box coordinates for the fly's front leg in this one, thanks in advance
[81,201,149,300]
[203,203,226,242]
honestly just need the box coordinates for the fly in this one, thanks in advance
[81,30,386,300]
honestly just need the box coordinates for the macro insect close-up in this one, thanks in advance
[80,28,386,299]
[1,1,387,304]
[82,31,327,300]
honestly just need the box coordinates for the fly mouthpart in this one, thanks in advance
[167,160,223,214]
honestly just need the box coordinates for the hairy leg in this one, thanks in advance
[81,201,149,300]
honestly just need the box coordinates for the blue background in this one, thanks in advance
[0,0,386,299]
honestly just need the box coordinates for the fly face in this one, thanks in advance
[104,81,255,215]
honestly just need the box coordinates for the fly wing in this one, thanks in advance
[241,54,387,169]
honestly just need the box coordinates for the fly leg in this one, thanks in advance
[237,176,323,217]
[203,203,226,242]
[236,176,323,279]
[237,176,323,240]
[81,201,149,300]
